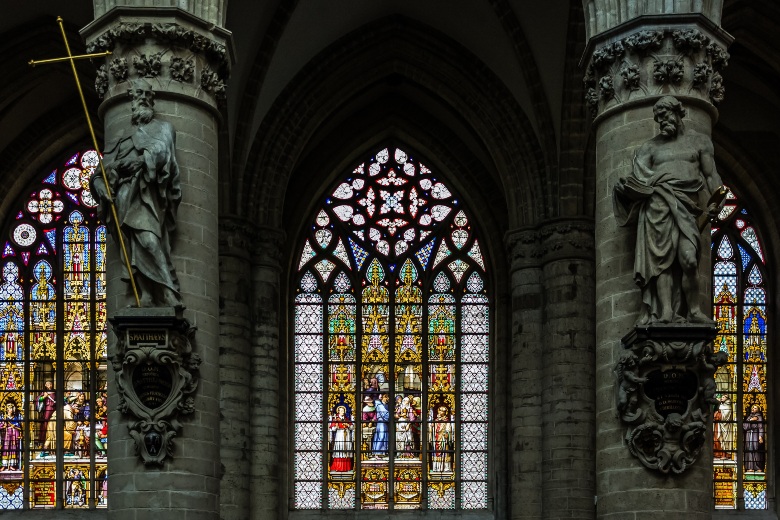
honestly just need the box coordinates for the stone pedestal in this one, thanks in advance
[82,6,232,519]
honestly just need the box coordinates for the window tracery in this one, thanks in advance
[711,186,769,510]
[292,146,489,510]
[0,149,108,509]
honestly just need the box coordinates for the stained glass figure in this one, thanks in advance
[711,186,769,510]
[293,146,489,510]
[0,149,107,510]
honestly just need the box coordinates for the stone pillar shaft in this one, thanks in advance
[249,228,285,517]
[83,7,231,519]
[507,220,596,520]
[507,229,544,519]
[539,221,596,520]
[582,13,732,520]
[218,219,254,518]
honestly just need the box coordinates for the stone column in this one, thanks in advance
[82,6,231,519]
[538,219,596,520]
[218,218,254,518]
[505,228,544,520]
[249,227,286,517]
[581,8,732,520]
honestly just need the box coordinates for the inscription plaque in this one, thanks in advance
[644,368,697,417]
[132,361,174,410]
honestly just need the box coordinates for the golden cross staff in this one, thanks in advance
[29,17,141,307]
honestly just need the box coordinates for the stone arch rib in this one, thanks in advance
[239,15,548,229]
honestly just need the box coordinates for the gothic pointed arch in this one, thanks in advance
[0,147,108,510]
[291,145,490,510]
[239,15,548,230]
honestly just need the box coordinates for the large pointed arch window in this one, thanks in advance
[0,149,108,510]
[711,186,769,510]
[292,146,489,510]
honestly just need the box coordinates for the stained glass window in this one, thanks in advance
[0,149,108,510]
[292,147,489,510]
[711,186,768,510]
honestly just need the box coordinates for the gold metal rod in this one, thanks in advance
[53,16,141,307]
[29,51,112,67]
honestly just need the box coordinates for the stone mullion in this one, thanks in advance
[218,219,253,519]
[248,227,285,518]
[539,221,596,520]
[505,229,544,520]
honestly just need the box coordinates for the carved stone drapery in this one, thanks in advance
[110,307,199,465]
[615,324,723,474]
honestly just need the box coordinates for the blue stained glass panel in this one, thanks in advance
[738,244,751,272]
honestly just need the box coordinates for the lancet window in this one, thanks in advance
[292,146,490,510]
[711,186,769,510]
[0,149,108,509]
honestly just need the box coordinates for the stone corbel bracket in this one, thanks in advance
[110,307,200,466]
[615,324,724,474]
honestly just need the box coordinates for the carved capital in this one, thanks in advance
[252,226,287,271]
[505,227,541,271]
[582,18,733,120]
[81,8,234,107]
[615,324,723,474]
[506,218,595,270]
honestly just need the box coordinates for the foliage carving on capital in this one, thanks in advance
[95,65,109,98]
[170,57,194,83]
[133,53,163,78]
[201,69,227,100]
[109,57,129,82]
[583,28,730,118]
[86,21,230,102]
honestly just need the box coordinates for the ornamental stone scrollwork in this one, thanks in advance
[582,23,732,118]
[110,308,200,466]
[615,324,724,474]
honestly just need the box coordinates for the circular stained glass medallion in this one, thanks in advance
[13,223,37,247]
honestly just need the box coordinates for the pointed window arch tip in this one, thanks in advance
[292,145,490,510]
[711,185,770,511]
[0,147,109,510]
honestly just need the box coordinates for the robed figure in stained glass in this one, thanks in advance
[372,394,390,457]
[0,401,22,470]
[743,404,766,472]
[329,406,354,472]
[429,406,453,474]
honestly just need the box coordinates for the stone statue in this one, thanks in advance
[614,96,724,325]
[91,79,183,308]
